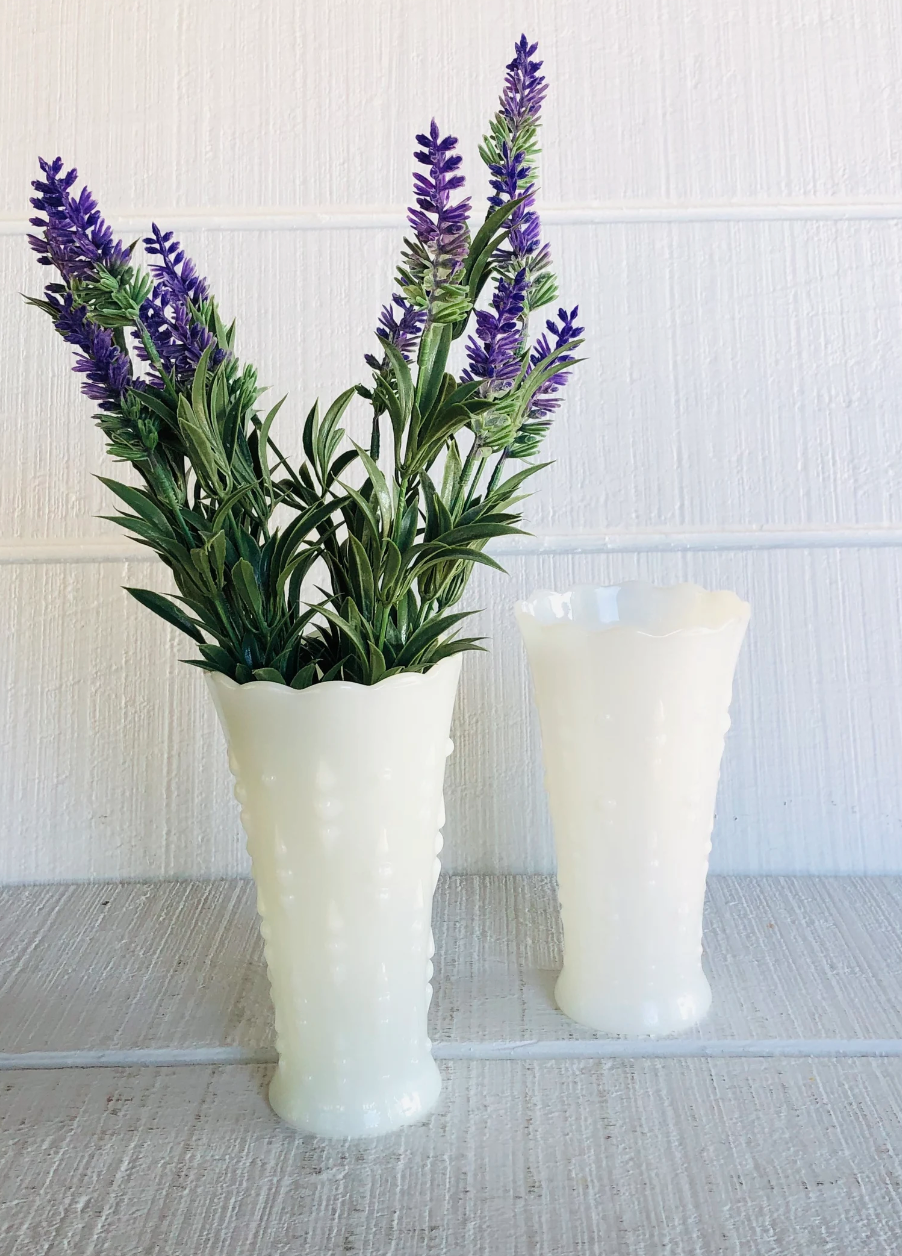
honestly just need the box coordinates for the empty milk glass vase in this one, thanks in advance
[516,583,750,1037]
[208,656,461,1138]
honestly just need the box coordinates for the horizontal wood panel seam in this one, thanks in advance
[5,1041,902,1070]
[10,202,902,234]
[4,526,902,564]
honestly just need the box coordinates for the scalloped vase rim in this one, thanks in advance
[515,581,751,637]
[205,652,462,699]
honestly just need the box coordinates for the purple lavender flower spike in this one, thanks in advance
[135,224,223,382]
[500,34,548,129]
[48,292,133,411]
[409,120,471,267]
[526,305,583,419]
[365,295,426,370]
[28,156,131,284]
[143,224,210,307]
[480,38,555,312]
[462,269,528,396]
[397,120,471,323]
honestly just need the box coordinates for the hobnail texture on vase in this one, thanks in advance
[516,582,750,1037]
[207,655,461,1138]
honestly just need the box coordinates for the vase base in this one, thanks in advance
[268,1061,442,1139]
[555,972,712,1038]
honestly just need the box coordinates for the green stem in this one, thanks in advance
[450,442,483,516]
[485,448,509,498]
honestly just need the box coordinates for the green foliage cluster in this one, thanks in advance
[28,47,582,688]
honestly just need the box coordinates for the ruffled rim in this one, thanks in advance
[206,651,462,700]
[515,582,750,636]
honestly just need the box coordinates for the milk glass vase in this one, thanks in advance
[516,583,750,1036]
[207,655,461,1138]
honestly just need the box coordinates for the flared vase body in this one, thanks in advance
[517,583,749,1036]
[207,655,461,1137]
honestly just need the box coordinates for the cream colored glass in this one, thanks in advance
[207,655,461,1137]
[516,583,750,1036]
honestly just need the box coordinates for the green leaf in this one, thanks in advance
[313,603,370,663]
[396,498,419,553]
[125,587,205,643]
[230,558,265,621]
[191,343,215,424]
[302,401,319,467]
[381,340,414,425]
[97,477,176,539]
[199,642,235,672]
[252,668,286,684]
[380,539,402,593]
[463,196,526,283]
[410,545,506,575]
[441,437,462,501]
[395,610,474,667]
[255,395,286,494]
[427,636,486,662]
[367,641,387,684]
[414,323,452,418]
[352,443,394,531]
[100,515,170,549]
[290,663,317,690]
[347,534,375,617]
[337,481,382,550]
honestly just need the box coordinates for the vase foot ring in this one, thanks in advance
[268,1063,442,1139]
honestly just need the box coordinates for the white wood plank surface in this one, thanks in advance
[7,220,902,542]
[2,1057,901,1255]
[6,0,902,209]
[2,876,901,1056]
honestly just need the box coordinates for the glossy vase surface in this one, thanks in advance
[207,655,461,1137]
[516,583,749,1036]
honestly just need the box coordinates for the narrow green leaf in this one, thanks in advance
[313,603,370,663]
[381,340,414,423]
[97,477,175,539]
[414,323,452,418]
[230,557,265,621]
[191,343,215,424]
[290,663,317,690]
[380,539,402,593]
[125,587,205,643]
[395,609,474,667]
[252,668,286,684]
[302,401,319,467]
[352,443,394,530]
[347,534,375,616]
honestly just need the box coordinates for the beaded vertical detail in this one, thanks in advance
[207,655,461,1137]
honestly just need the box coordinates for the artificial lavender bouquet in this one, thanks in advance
[27,35,582,687]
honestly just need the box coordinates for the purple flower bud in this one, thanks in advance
[48,292,133,412]
[365,295,426,370]
[27,156,130,284]
[399,120,471,319]
[526,305,583,419]
[462,270,529,396]
[135,225,223,382]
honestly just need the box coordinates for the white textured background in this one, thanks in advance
[2,0,902,881]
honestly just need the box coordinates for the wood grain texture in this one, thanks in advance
[1,876,901,1054]
[5,0,902,209]
[6,221,902,540]
[2,1057,901,1255]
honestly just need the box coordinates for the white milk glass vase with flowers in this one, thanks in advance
[26,35,583,1136]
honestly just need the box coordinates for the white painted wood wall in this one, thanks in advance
[2,0,902,881]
